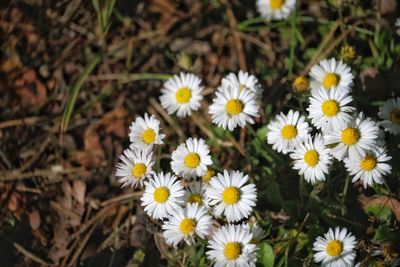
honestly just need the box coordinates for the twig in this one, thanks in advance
[99,191,143,207]
[0,116,46,129]
[87,73,172,83]
[0,167,88,182]
[14,242,52,266]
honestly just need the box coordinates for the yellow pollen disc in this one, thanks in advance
[188,193,202,204]
[184,153,201,169]
[202,169,215,183]
[222,187,241,205]
[224,242,241,260]
[175,87,192,104]
[391,109,400,124]
[281,125,298,140]
[322,100,340,117]
[326,240,343,257]
[341,127,360,145]
[293,76,310,93]
[360,155,377,171]
[153,187,170,203]
[179,218,196,235]
[226,99,243,116]
[270,0,284,9]
[304,149,320,167]
[142,128,156,144]
[131,163,147,178]
[323,73,340,89]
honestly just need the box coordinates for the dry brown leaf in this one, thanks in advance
[101,107,128,138]
[359,195,400,221]
[72,180,86,205]
[14,68,47,107]
[29,210,41,230]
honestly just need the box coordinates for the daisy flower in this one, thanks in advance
[220,71,263,96]
[243,223,267,244]
[159,72,203,118]
[307,87,355,132]
[290,134,332,184]
[162,203,212,246]
[209,85,259,131]
[115,147,155,188]
[141,172,184,219]
[267,109,311,154]
[309,58,354,92]
[202,168,216,184]
[183,181,208,207]
[205,170,257,223]
[378,97,400,135]
[344,147,392,188]
[207,224,257,267]
[129,113,165,149]
[313,227,357,267]
[171,138,212,179]
[256,0,296,21]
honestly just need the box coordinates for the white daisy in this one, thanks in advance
[183,181,208,207]
[159,72,203,118]
[209,85,259,131]
[162,203,212,246]
[171,138,212,179]
[324,112,380,160]
[256,0,296,21]
[290,134,332,184]
[313,227,357,267]
[207,224,258,267]
[141,172,185,219]
[115,147,155,188]
[309,58,354,92]
[129,113,165,149]
[267,109,311,154]
[243,223,267,244]
[205,170,257,223]
[220,71,263,96]
[344,147,392,188]
[378,97,400,135]
[307,87,355,132]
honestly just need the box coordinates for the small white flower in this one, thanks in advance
[243,223,267,244]
[324,112,379,160]
[310,58,354,92]
[220,71,263,96]
[115,147,155,188]
[129,113,165,149]
[206,170,257,223]
[159,72,203,118]
[183,181,208,207]
[378,97,400,135]
[267,109,311,154]
[209,85,259,131]
[162,203,212,246]
[313,227,357,267]
[171,138,212,179]
[207,224,258,267]
[141,172,184,219]
[344,147,392,188]
[290,134,332,184]
[307,87,355,132]
[256,0,296,21]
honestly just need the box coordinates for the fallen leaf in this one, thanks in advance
[29,210,41,230]
[72,180,86,205]
[14,68,47,107]
[101,107,129,138]
[359,195,400,221]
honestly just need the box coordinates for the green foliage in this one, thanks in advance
[365,204,393,223]
[256,242,275,267]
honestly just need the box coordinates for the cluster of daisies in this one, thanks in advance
[116,71,267,266]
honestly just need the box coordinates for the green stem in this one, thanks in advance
[288,8,297,77]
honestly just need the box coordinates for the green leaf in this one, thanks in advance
[373,225,399,242]
[365,204,392,222]
[256,242,275,267]
[265,181,284,209]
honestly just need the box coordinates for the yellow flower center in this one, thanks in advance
[153,187,170,203]
[270,0,284,9]
[184,153,201,169]
[340,44,356,62]
[131,163,147,178]
[142,128,156,144]
[222,186,241,204]
[188,193,202,204]
[303,149,320,167]
[341,127,360,145]
[323,73,340,89]
[175,87,192,104]
[179,218,197,235]
[322,100,340,117]
[326,240,343,257]
[391,109,400,124]
[293,76,310,93]
[281,125,298,140]
[202,169,215,183]
[226,99,243,116]
[224,242,241,260]
[360,154,377,171]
